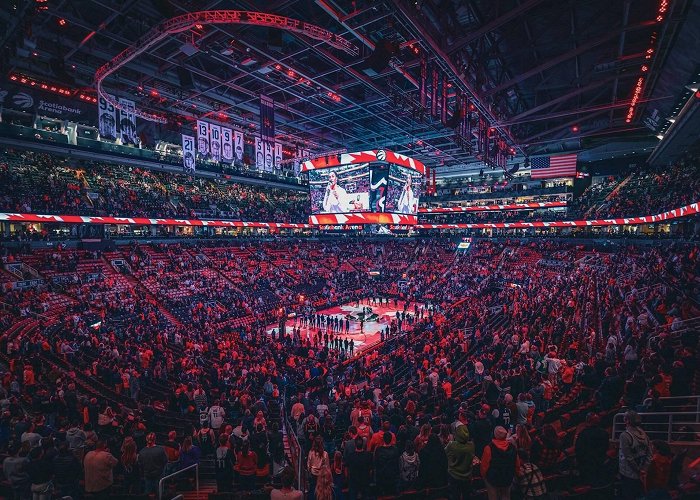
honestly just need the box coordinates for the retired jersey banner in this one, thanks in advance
[221,127,233,162]
[274,142,283,168]
[254,136,264,171]
[196,120,210,158]
[182,134,195,174]
[233,130,244,162]
[97,94,117,141]
[260,94,275,144]
[264,141,274,172]
[118,98,138,145]
[209,124,221,162]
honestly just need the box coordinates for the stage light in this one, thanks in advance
[571,125,579,133]
[150,89,159,97]
[58,18,67,27]
[696,90,700,99]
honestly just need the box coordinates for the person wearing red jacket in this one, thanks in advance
[480,426,520,500]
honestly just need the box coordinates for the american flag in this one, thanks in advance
[530,154,577,179]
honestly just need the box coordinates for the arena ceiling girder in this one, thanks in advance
[0,0,693,176]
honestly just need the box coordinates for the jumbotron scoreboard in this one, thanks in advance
[302,149,426,225]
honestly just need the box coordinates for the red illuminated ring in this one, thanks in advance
[95,11,359,123]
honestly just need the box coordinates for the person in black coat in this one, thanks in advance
[53,440,82,499]
[418,434,449,488]
[575,413,611,486]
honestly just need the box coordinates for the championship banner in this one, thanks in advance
[233,130,244,162]
[264,141,274,172]
[209,124,221,162]
[97,94,117,141]
[254,136,264,171]
[118,98,138,145]
[260,95,275,144]
[274,142,283,168]
[182,134,195,174]
[196,120,210,158]
[293,159,301,177]
[221,127,233,163]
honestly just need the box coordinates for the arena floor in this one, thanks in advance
[266,299,421,352]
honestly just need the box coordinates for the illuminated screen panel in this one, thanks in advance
[308,163,370,214]
[384,164,425,215]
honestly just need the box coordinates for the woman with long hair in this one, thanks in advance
[315,465,334,500]
[331,451,345,499]
[414,423,431,452]
[508,424,532,453]
[235,440,258,491]
[532,424,563,472]
[307,436,329,500]
[119,437,141,494]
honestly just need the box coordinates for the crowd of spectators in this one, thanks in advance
[2,149,699,232]
[0,237,698,499]
[0,149,309,223]
[599,159,700,218]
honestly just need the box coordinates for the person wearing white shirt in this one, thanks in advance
[322,171,348,213]
[397,174,416,214]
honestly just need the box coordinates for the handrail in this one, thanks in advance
[158,463,198,500]
[281,386,304,495]
[641,395,700,415]
[612,411,700,445]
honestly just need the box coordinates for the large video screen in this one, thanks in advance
[308,163,370,214]
[384,164,424,215]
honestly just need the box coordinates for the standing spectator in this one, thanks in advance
[53,441,81,499]
[139,432,168,496]
[531,424,563,473]
[374,431,399,495]
[480,426,519,500]
[645,440,673,496]
[346,437,372,500]
[331,451,345,498]
[445,425,474,500]
[179,436,201,470]
[307,436,330,500]
[618,411,652,500]
[3,443,30,499]
[84,440,118,498]
[271,467,303,500]
[399,440,420,490]
[214,433,235,493]
[163,430,181,476]
[26,445,53,500]
[119,437,142,494]
[208,400,226,433]
[516,449,548,499]
[234,441,258,491]
[574,413,609,486]
[315,466,334,500]
[418,434,449,489]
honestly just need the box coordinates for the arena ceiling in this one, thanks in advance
[1,0,696,176]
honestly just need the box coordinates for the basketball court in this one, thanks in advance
[266,299,424,353]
